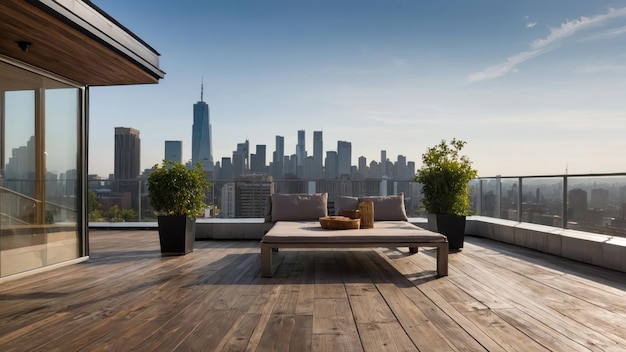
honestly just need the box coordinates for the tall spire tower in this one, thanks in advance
[191,79,213,171]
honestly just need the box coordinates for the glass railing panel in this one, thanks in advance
[87,175,626,238]
[479,178,499,218]
[567,175,626,236]
[468,179,480,216]
[520,177,563,227]
[499,178,519,221]
[88,178,425,221]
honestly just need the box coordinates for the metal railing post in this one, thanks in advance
[562,176,568,229]
[517,177,523,222]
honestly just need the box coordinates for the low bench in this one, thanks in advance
[261,220,449,277]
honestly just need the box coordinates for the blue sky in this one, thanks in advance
[89,0,626,177]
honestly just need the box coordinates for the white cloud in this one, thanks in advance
[467,49,546,82]
[525,16,537,28]
[531,7,626,49]
[468,7,626,82]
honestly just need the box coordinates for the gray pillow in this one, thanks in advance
[360,193,408,221]
[334,196,359,215]
[271,193,328,222]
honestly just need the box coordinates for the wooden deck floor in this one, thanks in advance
[1,230,625,351]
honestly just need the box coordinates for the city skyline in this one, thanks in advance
[88,1,626,177]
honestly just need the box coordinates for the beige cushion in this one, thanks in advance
[262,220,446,243]
[334,196,359,215]
[271,193,328,222]
[361,193,408,221]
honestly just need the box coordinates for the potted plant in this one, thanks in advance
[415,139,477,250]
[147,160,211,255]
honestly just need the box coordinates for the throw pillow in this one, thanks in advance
[360,193,408,221]
[271,193,328,222]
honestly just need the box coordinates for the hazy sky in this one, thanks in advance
[89,0,626,177]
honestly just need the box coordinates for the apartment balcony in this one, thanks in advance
[0,229,624,350]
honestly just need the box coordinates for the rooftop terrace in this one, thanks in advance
[1,230,625,351]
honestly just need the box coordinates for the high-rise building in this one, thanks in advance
[296,130,306,177]
[296,130,306,165]
[313,131,323,179]
[233,140,249,178]
[337,140,351,178]
[407,161,416,181]
[236,140,250,172]
[396,155,407,179]
[273,135,284,179]
[220,157,233,180]
[325,151,338,179]
[232,151,245,178]
[235,174,274,217]
[250,144,266,174]
[221,183,235,218]
[114,127,140,180]
[304,156,316,179]
[164,140,182,164]
[568,188,588,221]
[358,156,367,175]
[381,150,387,176]
[191,83,213,171]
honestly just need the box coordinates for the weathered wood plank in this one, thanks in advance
[0,231,625,352]
[357,322,418,352]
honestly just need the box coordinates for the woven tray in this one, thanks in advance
[319,216,361,230]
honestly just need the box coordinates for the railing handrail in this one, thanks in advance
[475,171,626,179]
[0,185,42,204]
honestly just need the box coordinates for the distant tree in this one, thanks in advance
[104,205,137,222]
[88,190,104,222]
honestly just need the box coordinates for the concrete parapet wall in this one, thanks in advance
[466,216,626,273]
[195,219,272,240]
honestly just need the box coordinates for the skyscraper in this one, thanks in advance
[381,150,387,176]
[164,140,182,164]
[396,154,407,179]
[114,127,140,180]
[192,83,213,171]
[273,135,284,179]
[296,130,306,177]
[237,140,250,172]
[313,130,323,179]
[325,151,338,179]
[337,140,351,178]
[250,144,266,174]
[297,130,306,162]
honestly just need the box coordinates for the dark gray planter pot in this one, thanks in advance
[427,213,466,250]
[157,215,195,255]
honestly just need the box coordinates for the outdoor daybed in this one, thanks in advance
[261,193,449,278]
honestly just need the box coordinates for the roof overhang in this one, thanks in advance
[0,0,165,86]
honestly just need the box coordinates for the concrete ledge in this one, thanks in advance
[90,219,273,240]
[467,216,626,273]
[195,219,272,240]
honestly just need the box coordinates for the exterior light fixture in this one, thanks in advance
[16,41,32,52]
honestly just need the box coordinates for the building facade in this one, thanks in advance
[165,140,182,164]
[192,85,213,172]
[313,131,323,179]
[337,141,352,179]
[114,127,140,181]
[0,0,163,280]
